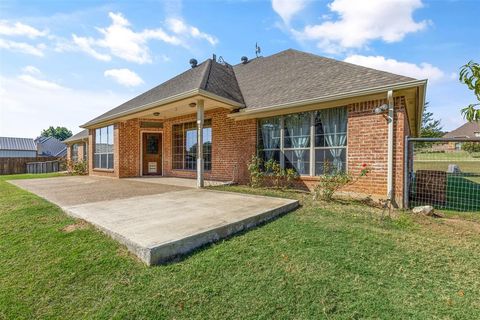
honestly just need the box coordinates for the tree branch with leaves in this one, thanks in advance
[459,60,480,121]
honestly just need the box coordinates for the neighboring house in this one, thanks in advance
[442,121,480,151]
[0,137,37,158]
[71,49,427,206]
[64,129,89,163]
[35,136,67,157]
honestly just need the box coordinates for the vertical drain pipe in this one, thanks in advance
[387,90,394,203]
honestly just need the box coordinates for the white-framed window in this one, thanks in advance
[94,125,114,169]
[258,106,347,176]
[172,119,212,171]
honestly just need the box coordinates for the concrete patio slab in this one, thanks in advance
[10,176,298,265]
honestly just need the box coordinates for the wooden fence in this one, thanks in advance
[0,157,59,175]
[26,160,61,174]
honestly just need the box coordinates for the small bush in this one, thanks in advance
[462,142,480,153]
[247,155,299,189]
[68,160,88,175]
[313,163,369,202]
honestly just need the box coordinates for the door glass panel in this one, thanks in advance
[146,135,159,154]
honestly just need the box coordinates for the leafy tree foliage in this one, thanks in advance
[420,102,443,138]
[459,61,480,121]
[40,126,72,141]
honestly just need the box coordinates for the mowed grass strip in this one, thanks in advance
[1,175,480,319]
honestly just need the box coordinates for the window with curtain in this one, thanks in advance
[172,119,212,170]
[258,117,281,164]
[314,107,347,175]
[94,125,114,169]
[257,106,347,176]
[71,144,78,162]
[284,112,311,175]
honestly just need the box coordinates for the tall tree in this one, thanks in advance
[40,126,72,141]
[459,60,480,121]
[421,102,443,138]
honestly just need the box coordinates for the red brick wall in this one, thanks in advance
[162,108,256,183]
[292,97,410,205]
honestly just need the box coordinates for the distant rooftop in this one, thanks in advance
[0,137,36,151]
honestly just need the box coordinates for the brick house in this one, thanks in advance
[64,129,89,165]
[73,49,427,206]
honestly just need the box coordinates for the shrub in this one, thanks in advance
[68,160,88,175]
[247,156,299,189]
[462,142,480,153]
[313,163,369,202]
[247,155,264,188]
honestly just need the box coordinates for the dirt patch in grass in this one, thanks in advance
[60,220,90,233]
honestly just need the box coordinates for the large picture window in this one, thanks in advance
[258,106,347,176]
[172,119,212,171]
[94,125,114,170]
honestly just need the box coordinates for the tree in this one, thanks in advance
[459,60,480,121]
[420,102,443,138]
[40,126,72,141]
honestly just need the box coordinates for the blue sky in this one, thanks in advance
[0,0,478,138]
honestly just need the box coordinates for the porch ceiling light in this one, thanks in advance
[153,112,160,116]
[189,102,197,108]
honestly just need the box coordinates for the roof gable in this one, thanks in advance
[444,121,480,138]
[85,59,244,126]
[64,129,89,143]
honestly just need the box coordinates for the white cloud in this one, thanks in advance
[22,65,42,75]
[0,74,133,137]
[344,55,445,81]
[72,34,111,61]
[166,18,218,45]
[104,68,144,87]
[71,12,217,63]
[0,38,45,56]
[0,20,48,38]
[17,74,64,90]
[279,0,428,53]
[271,0,308,24]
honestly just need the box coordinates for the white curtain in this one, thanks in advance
[285,113,310,174]
[260,118,280,160]
[317,107,347,172]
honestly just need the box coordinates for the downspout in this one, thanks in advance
[387,90,394,203]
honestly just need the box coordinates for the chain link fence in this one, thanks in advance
[405,138,480,212]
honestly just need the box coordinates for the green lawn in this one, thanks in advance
[414,160,480,173]
[1,175,480,319]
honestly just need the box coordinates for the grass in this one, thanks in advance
[1,175,480,319]
[414,151,477,161]
[414,160,480,173]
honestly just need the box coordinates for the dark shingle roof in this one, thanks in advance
[84,59,244,126]
[64,129,89,143]
[444,121,480,138]
[84,49,419,126]
[232,49,415,109]
[35,136,67,157]
[0,137,36,151]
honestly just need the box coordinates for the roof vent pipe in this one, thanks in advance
[212,54,216,62]
[189,58,198,68]
[241,56,248,64]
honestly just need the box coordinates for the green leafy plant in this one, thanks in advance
[247,156,299,189]
[459,60,480,121]
[462,142,480,154]
[247,155,264,188]
[313,163,370,202]
[68,160,88,175]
